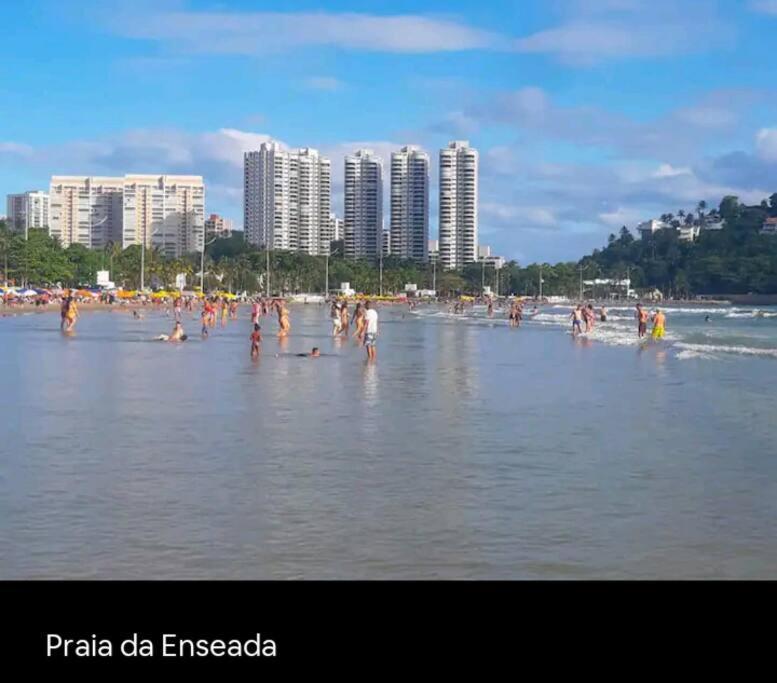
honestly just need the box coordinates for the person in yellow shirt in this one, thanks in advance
[651,309,666,340]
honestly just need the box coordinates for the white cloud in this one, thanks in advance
[106,11,503,54]
[750,0,777,15]
[0,142,34,156]
[755,128,777,162]
[303,76,345,91]
[652,164,692,178]
[512,0,727,65]
[598,207,645,228]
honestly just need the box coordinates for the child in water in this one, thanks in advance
[250,324,262,358]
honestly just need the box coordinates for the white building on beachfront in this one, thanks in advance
[439,140,478,270]
[344,149,383,260]
[122,175,205,257]
[204,213,233,239]
[636,218,669,240]
[49,176,125,249]
[6,190,50,238]
[49,175,204,255]
[243,142,332,255]
[762,217,777,235]
[390,145,429,263]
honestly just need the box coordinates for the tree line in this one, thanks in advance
[2,191,777,297]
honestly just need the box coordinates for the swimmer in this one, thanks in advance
[277,301,291,337]
[636,303,648,338]
[201,309,209,337]
[158,321,186,342]
[352,302,366,341]
[571,306,583,337]
[62,297,78,332]
[651,308,666,340]
[705,315,710,323]
[250,323,262,357]
[331,301,342,336]
[363,301,378,361]
[340,301,350,336]
[296,347,321,358]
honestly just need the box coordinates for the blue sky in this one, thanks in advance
[2,0,777,262]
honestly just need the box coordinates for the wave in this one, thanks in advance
[674,342,777,359]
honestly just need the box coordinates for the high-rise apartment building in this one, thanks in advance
[438,141,478,270]
[49,177,124,249]
[243,142,331,255]
[49,175,204,255]
[344,149,383,260]
[329,213,343,242]
[6,191,49,238]
[122,175,205,257]
[390,145,429,262]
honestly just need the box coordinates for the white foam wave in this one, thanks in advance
[674,342,777,358]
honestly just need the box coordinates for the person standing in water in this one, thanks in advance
[250,323,262,358]
[651,309,666,340]
[636,303,648,339]
[363,300,378,361]
[331,301,342,336]
[277,301,291,337]
[571,306,583,336]
[600,305,608,322]
[340,301,350,336]
[63,297,78,332]
[352,302,366,341]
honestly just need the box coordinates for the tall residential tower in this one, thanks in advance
[243,142,331,255]
[6,191,49,238]
[438,141,478,270]
[344,149,383,260]
[390,145,429,263]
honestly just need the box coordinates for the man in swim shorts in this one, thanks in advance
[636,304,648,338]
[571,306,583,336]
[651,309,666,340]
[363,301,378,361]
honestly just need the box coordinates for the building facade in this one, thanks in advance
[49,177,124,249]
[6,191,49,237]
[122,175,205,257]
[439,141,478,270]
[329,213,343,242]
[243,143,331,255]
[205,213,234,239]
[390,145,429,263]
[344,149,383,260]
[49,175,204,255]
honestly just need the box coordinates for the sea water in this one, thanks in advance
[1,303,775,578]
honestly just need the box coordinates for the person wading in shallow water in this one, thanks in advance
[363,301,379,361]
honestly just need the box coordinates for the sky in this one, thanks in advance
[2,0,777,263]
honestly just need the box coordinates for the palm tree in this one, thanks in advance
[697,200,707,226]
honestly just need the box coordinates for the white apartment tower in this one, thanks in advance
[329,213,344,242]
[49,177,124,249]
[122,175,205,257]
[243,143,331,255]
[49,175,204,255]
[390,145,429,262]
[439,141,478,270]
[6,191,49,238]
[344,149,383,260]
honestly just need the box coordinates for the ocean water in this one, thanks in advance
[1,303,776,579]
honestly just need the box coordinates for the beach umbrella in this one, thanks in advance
[21,289,38,296]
